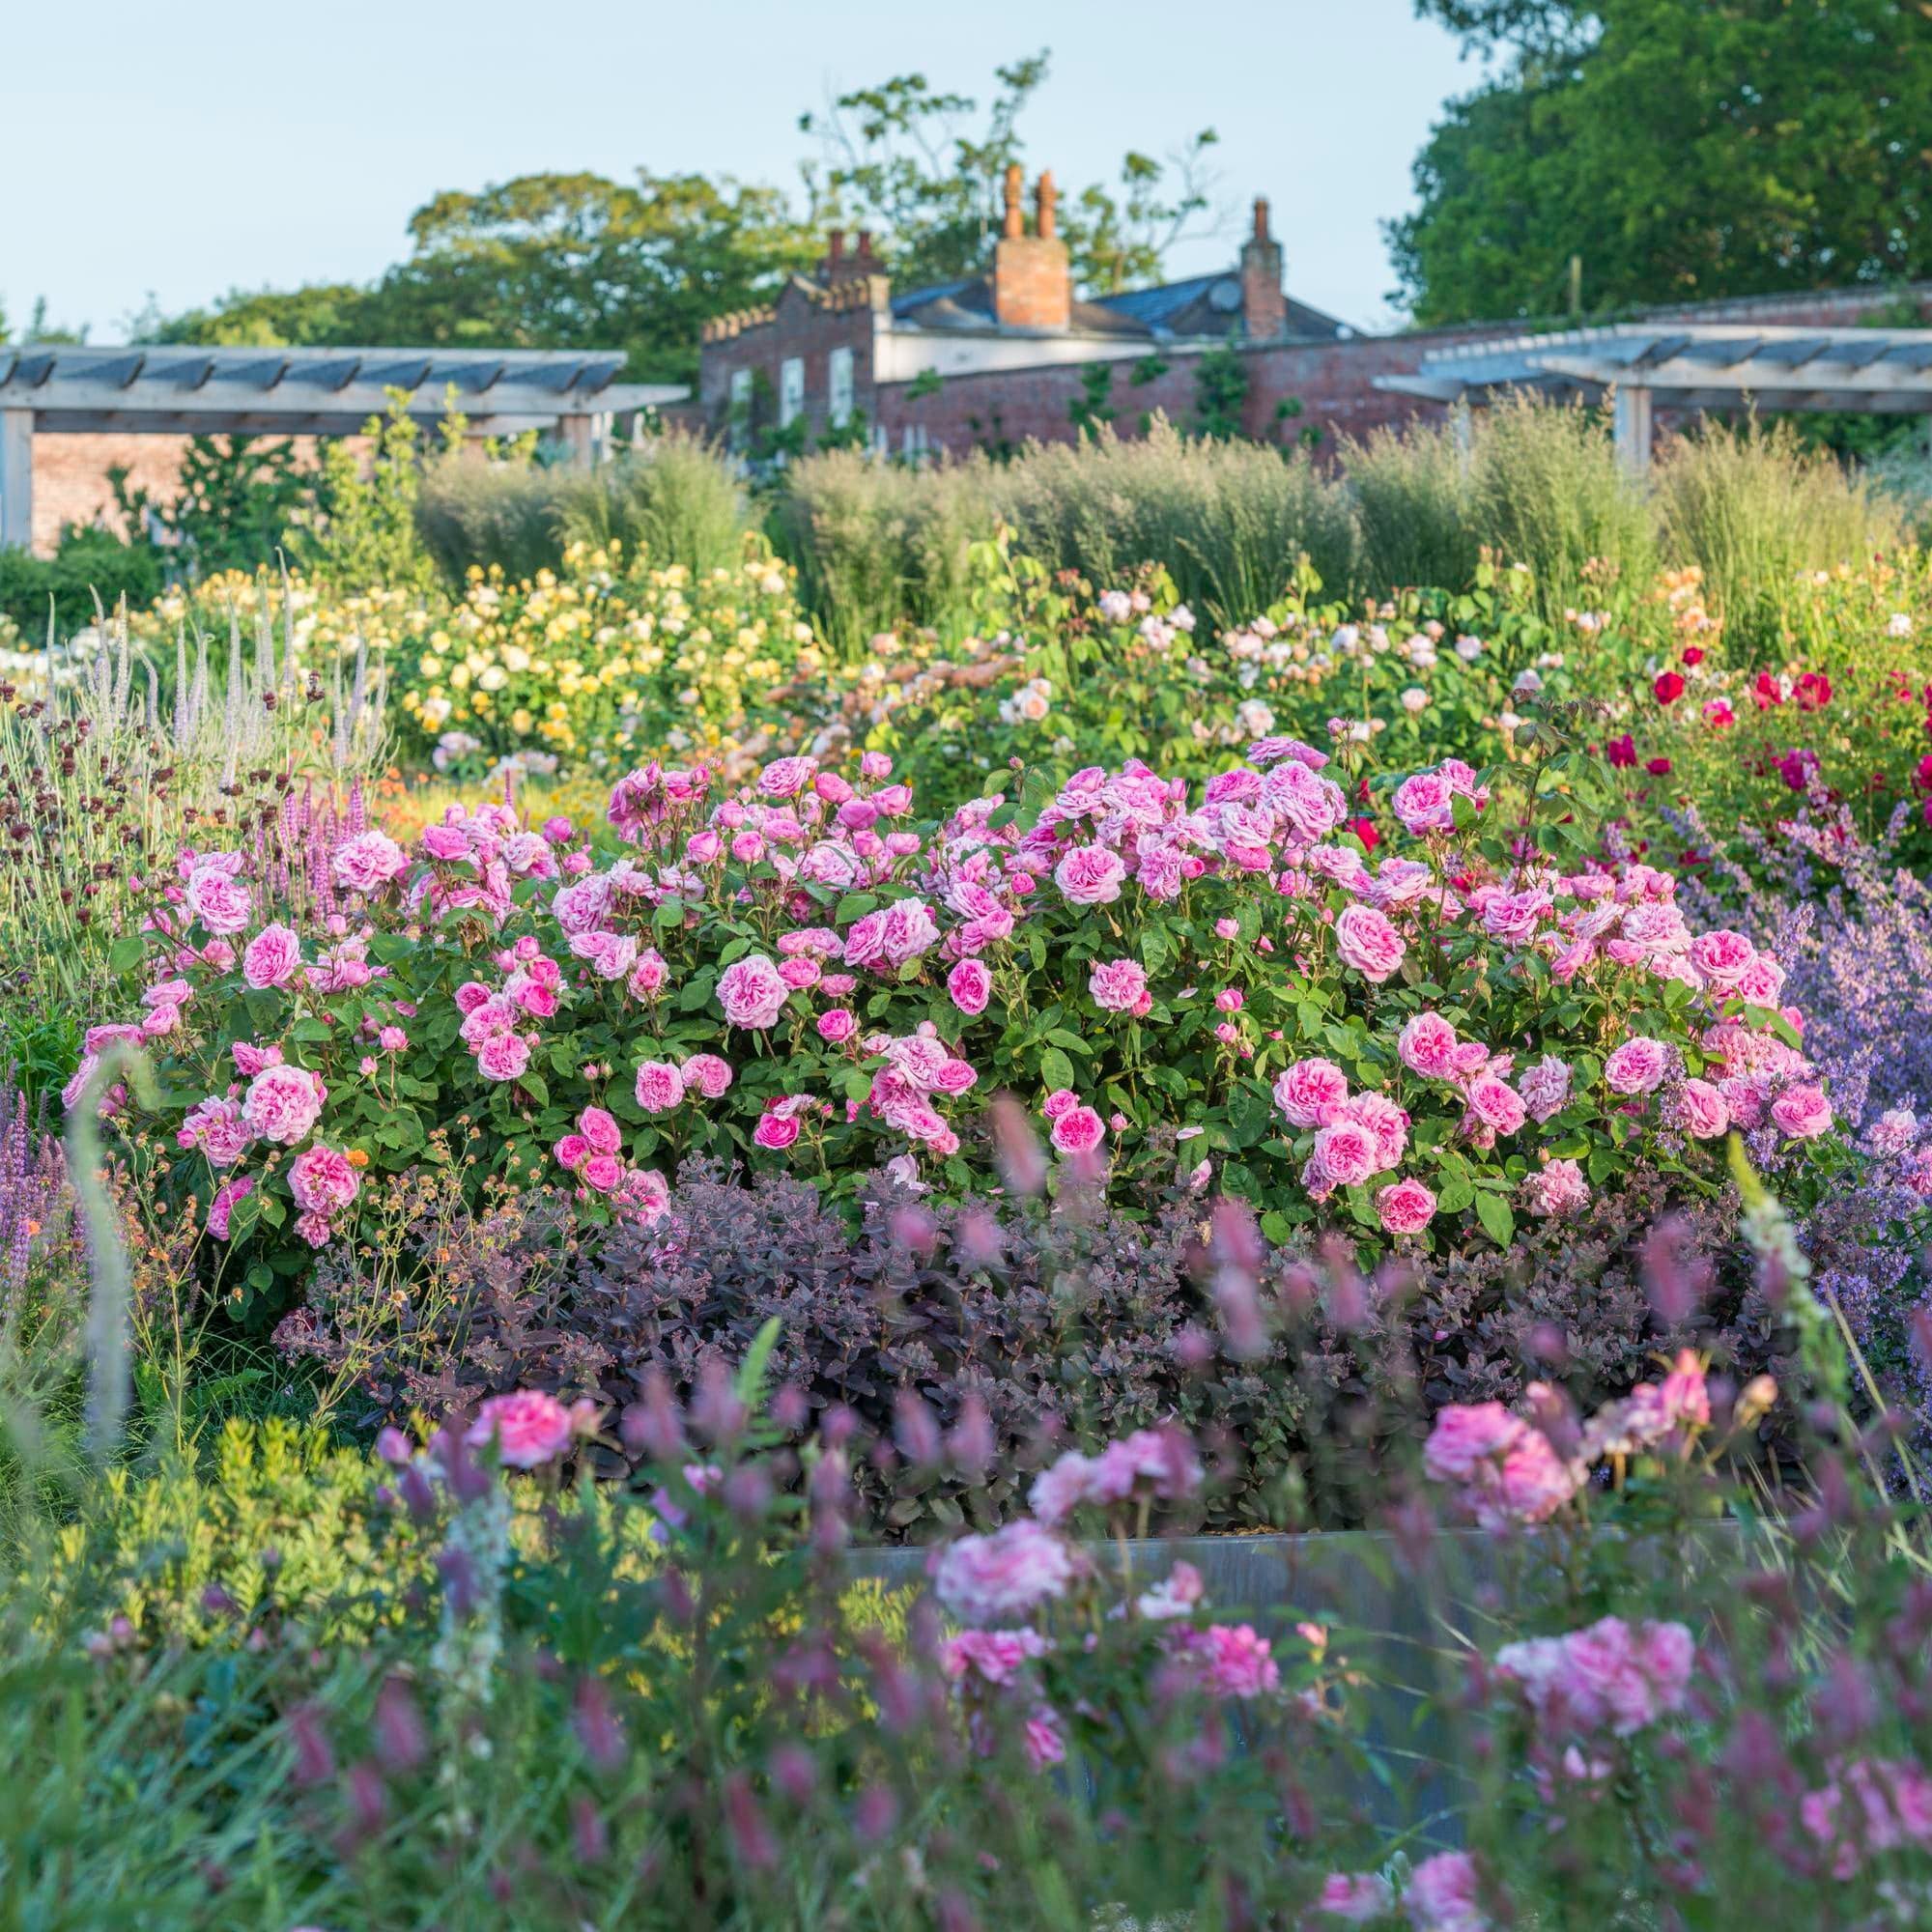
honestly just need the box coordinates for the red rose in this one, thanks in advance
[1347,815,1380,851]
[1682,646,1705,667]
[1606,733,1637,768]
[1653,672,1686,704]
[1645,756,1672,776]
[1795,671,1833,712]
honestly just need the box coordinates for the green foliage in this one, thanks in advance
[0,525,165,642]
[1191,346,1250,440]
[109,434,312,577]
[1391,0,1932,325]
[292,395,441,594]
[1068,362,1116,440]
[157,171,818,387]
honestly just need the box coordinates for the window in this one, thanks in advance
[780,356,805,428]
[828,346,855,426]
[726,367,753,451]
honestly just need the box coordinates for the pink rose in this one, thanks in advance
[331,830,410,895]
[578,1106,622,1155]
[1424,1403,1525,1481]
[634,1060,686,1114]
[242,923,301,990]
[931,1520,1076,1625]
[468,1389,578,1468]
[681,1053,733,1098]
[1605,1036,1670,1095]
[476,1032,532,1082]
[1398,1011,1460,1078]
[1674,1077,1729,1139]
[289,1144,360,1216]
[753,1109,803,1151]
[207,1175,254,1239]
[582,1151,623,1192]
[948,958,993,1016]
[1391,771,1455,835]
[1463,1074,1526,1137]
[554,1133,591,1170]
[184,859,252,935]
[758,756,815,798]
[1273,1057,1350,1129]
[1053,845,1128,906]
[816,1008,857,1043]
[717,953,789,1030]
[1041,1088,1079,1122]
[1688,927,1755,989]
[1049,1104,1105,1155]
[1522,1157,1590,1218]
[1771,1083,1833,1140]
[241,1064,327,1146]
[1376,1177,1437,1236]
[178,1095,253,1167]
[1406,1853,1484,1930]
[1518,1054,1572,1123]
[1333,904,1406,983]
[1304,1118,1378,1195]
[878,897,940,967]
[1088,957,1150,1013]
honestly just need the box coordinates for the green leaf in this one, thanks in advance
[1038,1045,1076,1093]
[733,1316,782,1411]
[1473,1191,1515,1247]
[107,935,148,977]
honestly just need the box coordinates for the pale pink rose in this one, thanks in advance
[1522,1157,1590,1218]
[938,1627,1054,1686]
[476,1032,532,1082]
[231,1040,282,1077]
[1674,1077,1729,1139]
[1735,954,1786,1006]
[629,949,669,1001]
[1424,1403,1524,1481]
[717,953,789,1030]
[177,1096,252,1168]
[1604,1036,1670,1095]
[1376,1177,1437,1236]
[933,1058,978,1095]
[241,1064,327,1146]
[1041,1088,1079,1122]
[878,897,940,966]
[1315,1872,1396,1922]
[207,1175,254,1239]
[931,1520,1076,1625]
[1334,904,1406,983]
[1405,1852,1486,1930]
[184,860,252,935]
[288,1144,360,1216]
[1398,1011,1460,1078]
[1272,1057,1350,1129]
[948,957,992,1016]
[1391,770,1455,835]
[1023,1705,1065,1773]
[1517,1054,1572,1123]
[816,1007,857,1043]
[1049,1105,1105,1155]
[634,1059,686,1114]
[1089,957,1150,1013]
[1343,1091,1409,1169]
[778,955,821,990]
[1173,1623,1280,1698]
[467,1389,577,1468]
[1053,845,1128,906]
[578,1106,622,1155]
[242,923,301,990]
[681,1053,733,1098]
[331,830,411,895]
[1463,1074,1526,1137]
[758,755,815,798]
[1771,1083,1833,1140]
[1688,927,1755,988]
[295,1208,334,1249]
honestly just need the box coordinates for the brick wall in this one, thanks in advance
[696,283,882,441]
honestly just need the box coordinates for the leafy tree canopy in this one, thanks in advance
[1389,0,1932,326]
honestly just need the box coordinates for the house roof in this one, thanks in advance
[889,275,1150,337]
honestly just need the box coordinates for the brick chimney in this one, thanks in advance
[818,228,846,283]
[1239,196,1287,342]
[993,164,1071,331]
[818,228,881,286]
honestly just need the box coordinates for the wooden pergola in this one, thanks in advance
[1376,322,1932,472]
[0,345,688,548]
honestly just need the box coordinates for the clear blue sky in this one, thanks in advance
[8,0,1476,345]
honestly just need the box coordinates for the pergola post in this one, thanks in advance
[555,412,600,467]
[0,409,33,552]
[1612,384,1654,476]
[1450,396,1475,475]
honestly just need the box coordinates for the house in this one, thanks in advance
[696,167,1349,457]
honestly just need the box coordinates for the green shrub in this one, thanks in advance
[0,526,167,647]
[557,433,749,578]
[414,456,577,583]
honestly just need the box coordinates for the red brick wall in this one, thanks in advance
[696,286,880,442]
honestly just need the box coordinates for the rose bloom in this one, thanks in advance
[947,957,992,1015]
[184,860,253,935]
[1463,1073,1526,1138]
[582,1151,623,1192]
[1674,1077,1730,1139]
[931,1520,1077,1625]
[1334,904,1406,983]
[1308,1119,1379,1192]
[289,1144,360,1216]
[1053,844,1128,906]
[1272,1057,1350,1129]
[1605,1036,1670,1095]
[242,923,301,990]
[757,755,815,798]
[1376,1177,1437,1236]
[331,830,410,895]
[578,1106,623,1155]
[717,953,789,1029]
[681,1053,733,1098]
[1314,1873,1395,1923]
[1391,770,1455,835]
[1175,1623,1280,1699]
[1518,1054,1572,1123]
[1406,1851,1485,1931]
[1771,1083,1833,1140]
[467,1389,578,1469]
[938,1627,1054,1687]
[634,1059,686,1114]
[1523,1157,1591,1218]
[1398,1011,1460,1078]
[817,1007,858,1043]
[1687,927,1755,988]
[1049,1104,1106,1155]
[753,1110,802,1151]
[178,1096,252,1168]
[1343,1091,1409,1169]
[1089,957,1150,1013]
[476,1032,532,1082]
[241,1064,327,1146]
[1424,1403,1527,1481]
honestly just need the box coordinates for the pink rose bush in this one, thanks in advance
[84,744,1888,1321]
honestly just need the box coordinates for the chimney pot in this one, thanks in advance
[1036,170,1058,241]
[1002,162,1025,240]
[1253,196,1271,243]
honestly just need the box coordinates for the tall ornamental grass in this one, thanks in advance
[1653,416,1907,662]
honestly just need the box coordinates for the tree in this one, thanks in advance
[158,172,817,386]
[1388,0,1932,326]
[802,50,1222,295]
